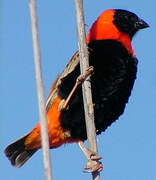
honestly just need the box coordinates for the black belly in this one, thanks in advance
[58,40,138,140]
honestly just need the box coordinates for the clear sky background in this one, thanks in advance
[1,0,155,180]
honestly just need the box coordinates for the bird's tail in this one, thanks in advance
[4,134,37,168]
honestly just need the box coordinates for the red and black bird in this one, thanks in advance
[4,9,149,171]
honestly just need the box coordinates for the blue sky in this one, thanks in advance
[1,0,156,180]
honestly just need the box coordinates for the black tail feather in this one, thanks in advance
[4,134,37,168]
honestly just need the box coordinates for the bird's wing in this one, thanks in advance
[46,51,80,111]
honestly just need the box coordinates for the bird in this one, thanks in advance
[4,9,149,172]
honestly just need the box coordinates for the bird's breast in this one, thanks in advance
[58,39,138,140]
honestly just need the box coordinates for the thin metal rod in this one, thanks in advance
[74,0,100,179]
[29,1,52,180]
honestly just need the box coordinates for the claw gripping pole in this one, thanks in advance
[29,0,52,180]
[74,0,100,180]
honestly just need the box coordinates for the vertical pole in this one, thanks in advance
[74,0,100,180]
[29,1,52,180]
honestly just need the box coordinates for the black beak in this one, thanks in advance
[135,19,149,29]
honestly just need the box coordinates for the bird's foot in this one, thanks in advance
[76,66,94,85]
[83,154,103,173]
[59,66,94,111]
[78,141,103,173]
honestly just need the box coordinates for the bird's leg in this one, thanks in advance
[59,66,94,111]
[78,141,103,173]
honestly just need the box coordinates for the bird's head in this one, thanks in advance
[87,9,149,55]
[113,9,149,38]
